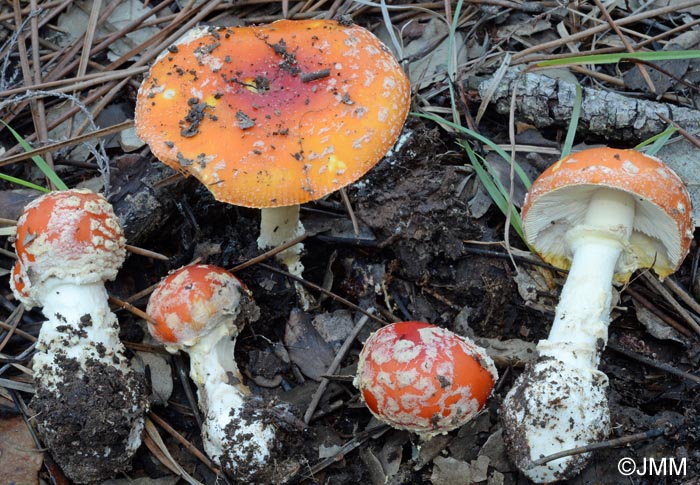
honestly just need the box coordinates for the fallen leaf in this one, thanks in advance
[430,456,471,485]
[0,416,44,484]
[284,309,335,381]
[378,430,408,479]
[478,429,514,473]
[634,305,687,345]
[497,13,551,39]
[474,337,537,368]
[623,45,690,95]
[402,18,469,90]
[312,310,355,349]
[56,0,162,62]
[134,351,173,405]
[359,447,386,485]
[470,454,491,482]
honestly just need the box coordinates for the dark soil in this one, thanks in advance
[31,358,146,483]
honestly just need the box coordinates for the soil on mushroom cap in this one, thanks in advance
[30,357,147,484]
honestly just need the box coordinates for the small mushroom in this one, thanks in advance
[354,321,497,437]
[146,264,291,481]
[135,19,411,278]
[501,148,694,482]
[10,189,147,483]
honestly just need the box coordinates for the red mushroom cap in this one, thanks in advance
[135,19,411,208]
[146,264,250,345]
[13,189,126,296]
[355,321,497,436]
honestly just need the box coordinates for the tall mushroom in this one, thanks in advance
[134,19,411,277]
[9,189,147,483]
[501,148,693,482]
[146,264,290,481]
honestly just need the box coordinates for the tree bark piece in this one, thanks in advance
[478,68,700,143]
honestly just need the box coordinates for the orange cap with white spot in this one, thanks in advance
[146,264,250,346]
[135,19,411,208]
[354,321,497,436]
[12,189,126,305]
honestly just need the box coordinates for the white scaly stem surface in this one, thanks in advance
[504,189,635,483]
[186,326,275,473]
[34,280,131,381]
[258,205,316,309]
[257,205,305,276]
[32,279,143,453]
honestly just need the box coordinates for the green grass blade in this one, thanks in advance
[634,125,677,155]
[560,83,582,158]
[0,172,50,192]
[1,120,68,191]
[413,111,532,189]
[535,49,700,68]
[462,141,525,242]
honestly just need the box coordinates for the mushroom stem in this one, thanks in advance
[185,326,276,473]
[30,279,146,482]
[35,280,135,378]
[258,205,304,276]
[542,189,635,368]
[502,188,635,482]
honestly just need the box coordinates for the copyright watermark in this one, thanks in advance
[618,457,686,477]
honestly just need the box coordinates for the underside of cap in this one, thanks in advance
[524,184,682,281]
[522,148,693,282]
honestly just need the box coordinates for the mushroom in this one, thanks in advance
[501,147,694,482]
[9,189,147,484]
[354,321,497,437]
[146,264,290,481]
[134,19,411,278]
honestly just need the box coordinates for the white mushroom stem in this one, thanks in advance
[540,188,635,367]
[35,280,132,379]
[31,279,144,452]
[502,188,635,483]
[258,205,316,309]
[183,324,276,476]
[258,205,305,277]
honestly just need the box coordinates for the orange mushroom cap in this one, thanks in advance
[522,147,694,281]
[147,264,250,345]
[13,189,126,297]
[355,321,497,436]
[135,19,411,208]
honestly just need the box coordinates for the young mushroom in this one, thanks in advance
[9,189,147,483]
[502,147,694,482]
[135,19,411,279]
[354,321,497,437]
[146,264,290,481]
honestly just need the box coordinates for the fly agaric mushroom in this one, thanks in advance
[134,19,411,278]
[354,321,497,436]
[501,147,693,482]
[9,189,147,484]
[146,264,290,481]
